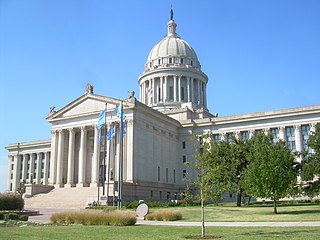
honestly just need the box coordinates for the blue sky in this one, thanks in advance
[1,0,320,192]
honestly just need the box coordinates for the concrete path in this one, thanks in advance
[26,208,320,227]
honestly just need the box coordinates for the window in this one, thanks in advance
[182,141,186,149]
[166,168,168,182]
[158,59,161,65]
[158,166,160,181]
[226,133,233,143]
[11,173,13,180]
[191,60,193,66]
[150,190,153,198]
[181,87,185,101]
[11,164,14,171]
[255,129,263,135]
[181,58,184,64]
[301,125,311,152]
[270,128,279,143]
[286,126,296,151]
[169,58,172,64]
[173,169,176,183]
[182,155,186,163]
[213,134,221,143]
[183,170,187,178]
[241,131,249,140]
[169,86,174,100]
[159,191,162,199]
[167,192,171,199]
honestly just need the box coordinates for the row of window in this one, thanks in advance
[150,190,178,200]
[147,57,194,69]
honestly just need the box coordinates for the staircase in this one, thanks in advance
[24,187,99,210]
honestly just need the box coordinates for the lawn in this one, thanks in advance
[153,202,320,222]
[0,225,320,240]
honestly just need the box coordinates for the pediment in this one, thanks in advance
[47,93,121,122]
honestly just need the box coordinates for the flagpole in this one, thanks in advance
[102,103,108,197]
[106,128,111,205]
[118,101,124,209]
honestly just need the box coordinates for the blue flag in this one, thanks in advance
[107,125,116,140]
[115,103,126,137]
[97,110,106,130]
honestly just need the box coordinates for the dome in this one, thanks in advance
[144,20,201,72]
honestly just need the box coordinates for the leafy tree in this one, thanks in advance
[244,134,296,213]
[300,123,320,198]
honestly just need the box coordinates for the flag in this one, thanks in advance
[107,125,116,140]
[97,110,106,130]
[115,103,126,137]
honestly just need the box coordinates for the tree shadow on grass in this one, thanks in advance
[243,229,319,238]
[277,209,320,215]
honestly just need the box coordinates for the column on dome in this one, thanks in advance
[159,76,163,102]
[12,154,20,192]
[142,82,146,103]
[178,76,181,102]
[173,75,177,102]
[49,130,58,185]
[197,79,201,106]
[77,126,87,187]
[91,125,100,187]
[187,77,191,102]
[204,83,207,108]
[36,152,41,184]
[43,152,49,185]
[56,129,65,187]
[66,128,76,187]
[163,76,167,102]
[29,153,35,183]
[139,85,142,102]
[190,77,194,104]
[294,125,303,162]
[152,78,155,105]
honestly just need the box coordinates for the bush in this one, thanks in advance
[123,200,180,209]
[145,210,182,221]
[4,213,20,221]
[51,210,136,226]
[19,215,29,221]
[0,212,4,220]
[0,192,24,210]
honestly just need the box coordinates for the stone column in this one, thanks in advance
[29,153,35,184]
[190,78,194,104]
[142,82,146,103]
[160,76,163,102]
[66,128,75,187]
[204,83,207,108]
[295,125,303,162]
[56,129,65,187]
[279,126,285,141]
[12,154,20,192]
[36,153,41,184]
[7,156,12,191]
[139,84,142,102]
[187,77,191,102]
[173,75,177,102]
[152,78,155,104]
[49,130,58,185]
[43,152,49,185]
[178,76,181,102]
[77,126,87,187]
[220,133,226,142]
[197,79,201,106]
[91,125,100,187]
[310,123,316,154]
[22,154,28,181]
[163,76,167,102]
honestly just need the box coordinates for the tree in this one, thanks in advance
[301,123,320,198]
[244,134,297,213]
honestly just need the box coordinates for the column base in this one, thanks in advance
[65,183,75,188]
[90,182,98,187]
[76,182,88,188]
[54,183,64,188]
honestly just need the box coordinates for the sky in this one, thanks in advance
[0,0,320,192]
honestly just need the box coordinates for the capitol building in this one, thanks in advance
[5,12,320,207]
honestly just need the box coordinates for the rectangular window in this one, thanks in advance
[167,192,171,199]
[286,126,296,151]
[166,168,168,182]
[173,169,176,183]
[169,58,172,64]
[213,134,220,143]
[182,141,186,149]
[270,128,279,143]
[169,86,174,100]
[181,58,184,64]
[181,87,185,101]
[182,155,186,163]
[158,59,161,65]
[301,125,311,152]
[11,164,14,171]
[255,129,263,135]
[158,166,160,181]
[226,133,233,143]
[151,190,153,198]
[159,191,162,199]
[183,170,187,178]
[241,131,249,140]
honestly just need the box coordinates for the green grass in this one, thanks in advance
[175,202,320,222]
[0,225,319,240]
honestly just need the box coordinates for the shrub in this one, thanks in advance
[51,210,136,226]
[145,210,182,221]
[4,213,20,221]
[0,212,4,220]
[19,215,29,221]
[123,200,180,209]
[0,192,24,210]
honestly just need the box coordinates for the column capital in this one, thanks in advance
[51,130,57,135]
[68,128,75,133]
[294,125,301,132]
